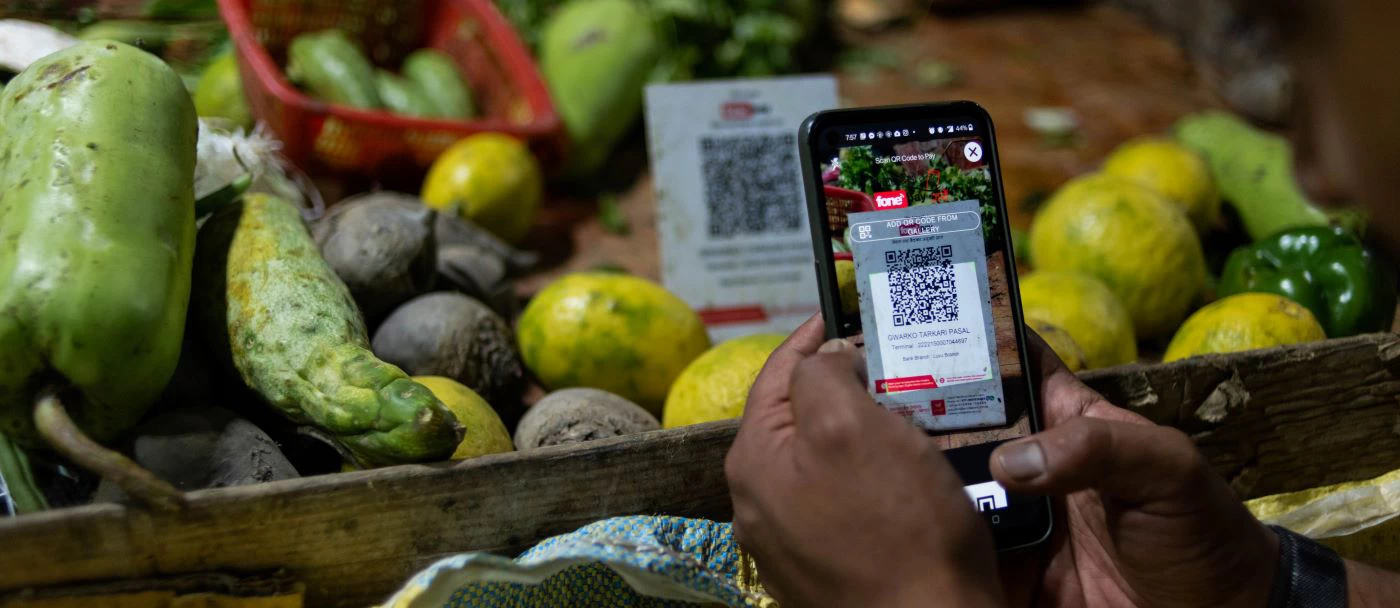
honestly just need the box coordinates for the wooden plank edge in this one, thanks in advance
[0,333,1395,605]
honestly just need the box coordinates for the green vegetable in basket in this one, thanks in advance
[0,42,198,511]
[402,49,475,119]
[541,0,662,178]
[1219,225,1397,338]
[192,194,464,467]
[375,69,436,117]
[286,29,381,109]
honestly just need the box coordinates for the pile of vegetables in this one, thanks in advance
[2,37,696,516]
[1017,110,1395,372]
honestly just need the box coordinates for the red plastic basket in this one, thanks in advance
[217,0,565,176]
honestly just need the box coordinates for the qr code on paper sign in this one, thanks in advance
[700,134,803,237]
[885,245,958,326]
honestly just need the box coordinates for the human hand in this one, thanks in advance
[994,331,1279,607]
[726,315,1004,608]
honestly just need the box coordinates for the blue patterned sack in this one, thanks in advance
[377,516,775,608]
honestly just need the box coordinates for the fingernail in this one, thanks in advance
[818,339,854,354]
[997,440,1047,481]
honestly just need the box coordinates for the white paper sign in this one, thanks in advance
[645,76,838,342]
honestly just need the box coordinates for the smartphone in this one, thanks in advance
[799,102,1052,551]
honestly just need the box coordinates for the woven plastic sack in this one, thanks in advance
[377,516,776,608]
[1247,467,1400,571]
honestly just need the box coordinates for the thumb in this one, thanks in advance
[989,417,1209,506]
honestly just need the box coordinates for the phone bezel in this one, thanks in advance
[799,101,1052,552]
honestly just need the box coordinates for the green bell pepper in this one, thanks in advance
[1219,225,1397,338]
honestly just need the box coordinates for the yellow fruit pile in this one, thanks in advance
[1023,137,1326,368]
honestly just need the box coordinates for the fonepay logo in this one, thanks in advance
[720,101,771,121]
[874,190,909,209]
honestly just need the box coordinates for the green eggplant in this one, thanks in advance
[286,30,381,109]
[192,194,463,466]
[401,50,475,119]
[0,41,197,511]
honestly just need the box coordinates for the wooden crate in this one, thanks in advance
[0,333,1397,606]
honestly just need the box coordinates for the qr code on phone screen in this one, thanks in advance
[886,245,958,326]
[700,134,802,237]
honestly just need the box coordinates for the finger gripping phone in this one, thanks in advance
[800,102,1052,551]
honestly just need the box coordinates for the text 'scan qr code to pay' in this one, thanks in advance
[700,134,803,237]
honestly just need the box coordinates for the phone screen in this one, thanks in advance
[801,103,1051,550]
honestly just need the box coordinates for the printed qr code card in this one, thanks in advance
[644,76,838,342]
[848,199,1008,431]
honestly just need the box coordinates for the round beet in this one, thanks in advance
[371,292,525,425]
[514,388,660,450]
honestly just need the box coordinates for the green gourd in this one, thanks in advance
[192,194,463,466]
[375,69,437,117]
[287,29,381,109]
[0,41,198,511]
[402,50,475,119]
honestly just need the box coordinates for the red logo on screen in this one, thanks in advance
[930,399,947,416]
[874,190,908,209]
[721,102,755,121]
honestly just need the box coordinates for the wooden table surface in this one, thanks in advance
[517,3,1222,293]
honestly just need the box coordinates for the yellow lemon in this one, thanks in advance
[835,259,858,314]
[1020,271,1137,369]
[517,273,711,414]
[1164,293,1326,362]
[1028,319,1088,373]
[413,375,514,460]
[663,333,786,428]
[1102,137,1220,231]
[1029,173,1207,340]
[194,52,252,130]
[421,133,542,244]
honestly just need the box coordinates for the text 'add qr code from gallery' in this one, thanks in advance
[699,133,804,238]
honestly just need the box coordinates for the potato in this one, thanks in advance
[312,192,436,326]
[514,388,660,450]
[371,292,525,426]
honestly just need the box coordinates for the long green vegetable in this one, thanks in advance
[193,194,463,466]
